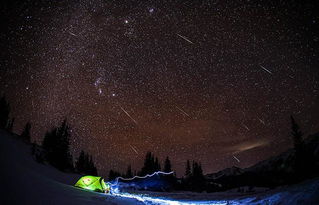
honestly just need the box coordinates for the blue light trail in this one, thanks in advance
[112,192,230,205]
[109,171,174,192]
[105,171,273,205]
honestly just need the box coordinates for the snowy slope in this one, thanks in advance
[130,178,319,204]
[1,129,319,205]
[0,130,144,205]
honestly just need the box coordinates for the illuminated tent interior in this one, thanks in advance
[74,176,110,193]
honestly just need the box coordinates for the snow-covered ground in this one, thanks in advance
[1,130,319,205]
[0,130,144,205]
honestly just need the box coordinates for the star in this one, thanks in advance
[1,0,318,177]
[149,8,154,13]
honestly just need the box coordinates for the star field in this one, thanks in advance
[1,0,319,176]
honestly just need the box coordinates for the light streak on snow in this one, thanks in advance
[129,144,138,154]
[105,171,275,205]
[113,192,228,205]
[176,106,190,117]
[259,65,273,74]
[177,34,194,44]
[111,192,280,205]
[233,155,240,163]
[119,105,138,125]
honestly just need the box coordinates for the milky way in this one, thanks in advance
[1,0,319,177]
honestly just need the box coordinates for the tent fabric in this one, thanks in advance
[74,175,109,193]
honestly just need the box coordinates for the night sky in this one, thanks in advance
[1,0,319,177]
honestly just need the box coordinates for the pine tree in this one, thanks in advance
[88,155,98,175]
[182,160,192,190]
[164,156,172,172]
[75,150,98,175]
[155,157,161,171]
[140,152,163,176]
[198,163,203,177]
[126,165,133,178]
[42,128,57,164]
[75,150,85,173]
[190,161,205,192]
[185,160,191,178]
[163,156,176,189]
[108,170,115,181]
[141,152,153,175]
[42,119,74,171]
[0,96,10,129]
[6,117,14,132]
[291,116,303,151]
[150,153,155,173]
[290,115,304,175]
[290,115,315,178]
[57,119,74,171]
[21,122,31,142]
[108,169,122,181]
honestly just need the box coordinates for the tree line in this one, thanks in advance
[107,151,206,192]
[0,96,98,176]
[108,153,174,181]
[2,95,317,192]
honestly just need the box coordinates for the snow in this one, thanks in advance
[0,130,144,205]
[1,129,319,205]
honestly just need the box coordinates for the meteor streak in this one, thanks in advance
[177,34,194,44]
[242,123,250,131]
[233,155,240,163]
[259,65,273,74]
[257,117,265,125]
[129,144,138,154]
[68,31,77,36]
[176,106,190,117]
[119,105,138,125]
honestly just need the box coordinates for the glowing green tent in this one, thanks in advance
[74,176,110,193]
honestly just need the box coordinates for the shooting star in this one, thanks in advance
[233,155,240,163]
[119,105,138,125]
[259,65,273,74]
[242,123,250,131]
[68,31,77,36]
[129,144,138,154]
[177,34,194,44]
[257,117,265,125]
[176,106,190,117]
